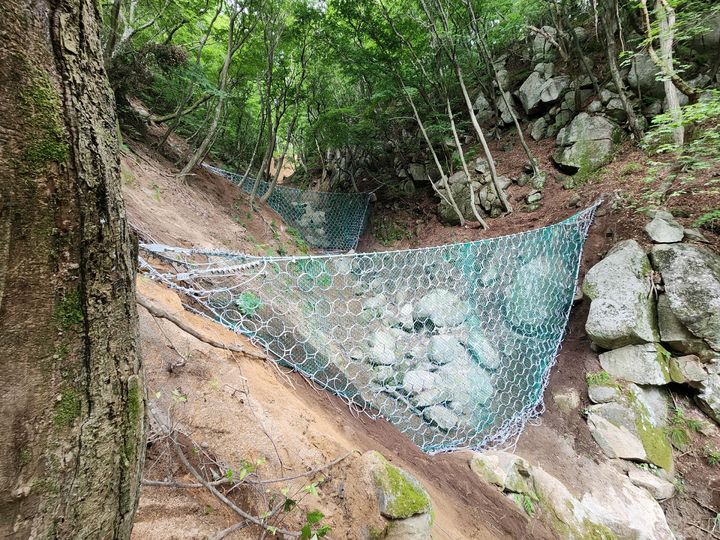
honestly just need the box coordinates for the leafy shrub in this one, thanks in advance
[643,91,720,171]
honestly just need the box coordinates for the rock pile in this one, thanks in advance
[360,287,499,434]
[583,209,720,470]
[436,158,511,223]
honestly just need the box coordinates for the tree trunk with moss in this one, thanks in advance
[0,1,145,538]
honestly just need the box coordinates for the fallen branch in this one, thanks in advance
[167,429,300,538]
[137,294,266,360]
[252,451,355,485]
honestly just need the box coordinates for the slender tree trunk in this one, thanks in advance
[0,1,144,538]
[463,0,540,177]
[654,0,683,145]
[447,98,488,229]
[158,1,222,149]
[454,63,512,214]
[105,0,123,62]
[179,9,243,178]
[601,0,645,141]
[404,85,466,226]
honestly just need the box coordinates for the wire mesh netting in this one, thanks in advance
[204,164,372,251]
[140,203,598,453]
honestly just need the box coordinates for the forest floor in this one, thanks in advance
[124,125,720,539]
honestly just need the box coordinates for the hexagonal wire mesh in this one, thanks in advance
[204,164,372,251]
[140,203,599,453]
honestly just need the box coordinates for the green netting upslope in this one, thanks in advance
[205,164,372,251]
[141,203,598,453]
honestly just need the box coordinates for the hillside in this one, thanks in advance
[123,119,720,539]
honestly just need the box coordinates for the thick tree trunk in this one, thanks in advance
[0,1,144,538]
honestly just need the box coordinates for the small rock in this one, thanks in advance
[526,191,543,204]
[645,214,684,243]
[588,384,619,404]
[413,289,469,328]
[553,389,581,414]
[365,451,432,519]
[427,335,468,365]
[683,228,709,243]
[469,451,532,493]
[627,467,675,501]
[423,405,460,431]
[384,513,432,540]
[402,370,437,395]
[466,329,501,370]
[599,343,671,385]
[368,329,402,366]
[413,387,448,408]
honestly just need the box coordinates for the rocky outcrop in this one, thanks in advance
[437,158,510,222]
[583,239,657,349]
[650,243,720,352]
[470,450,675,539]
[628,51,665,99]
[553,113,622,175]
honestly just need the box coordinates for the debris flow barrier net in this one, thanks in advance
[204,164,372,251]
[140,204,598,453]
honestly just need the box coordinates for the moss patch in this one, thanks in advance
[55,289,83,330]
[53,388,81,427]
[626,390,674,472]
[19,69,68,171]
[371,451,431,519]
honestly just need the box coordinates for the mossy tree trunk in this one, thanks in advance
[0,1,145,538]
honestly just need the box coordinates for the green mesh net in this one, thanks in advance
[140,203,598,453]
[205,165,372,251]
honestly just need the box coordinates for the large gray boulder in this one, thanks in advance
[517,71,546,114]
[651,243,720,351]
[598,343,671,385]
[553,113,621,175]
[657,294,713,358]
[540,76,570,104]
[628,51,665,99]
[583,240,658,349]
[473,93,494,123]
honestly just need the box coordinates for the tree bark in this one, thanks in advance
[601,0,645,141]
[0,1,144,538]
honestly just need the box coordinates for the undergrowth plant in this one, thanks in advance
[643,91,720,172]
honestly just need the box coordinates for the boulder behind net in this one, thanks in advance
[204,164,372,251]
[140,203,598,453]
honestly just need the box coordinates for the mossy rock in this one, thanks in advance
[366,451,432,519]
